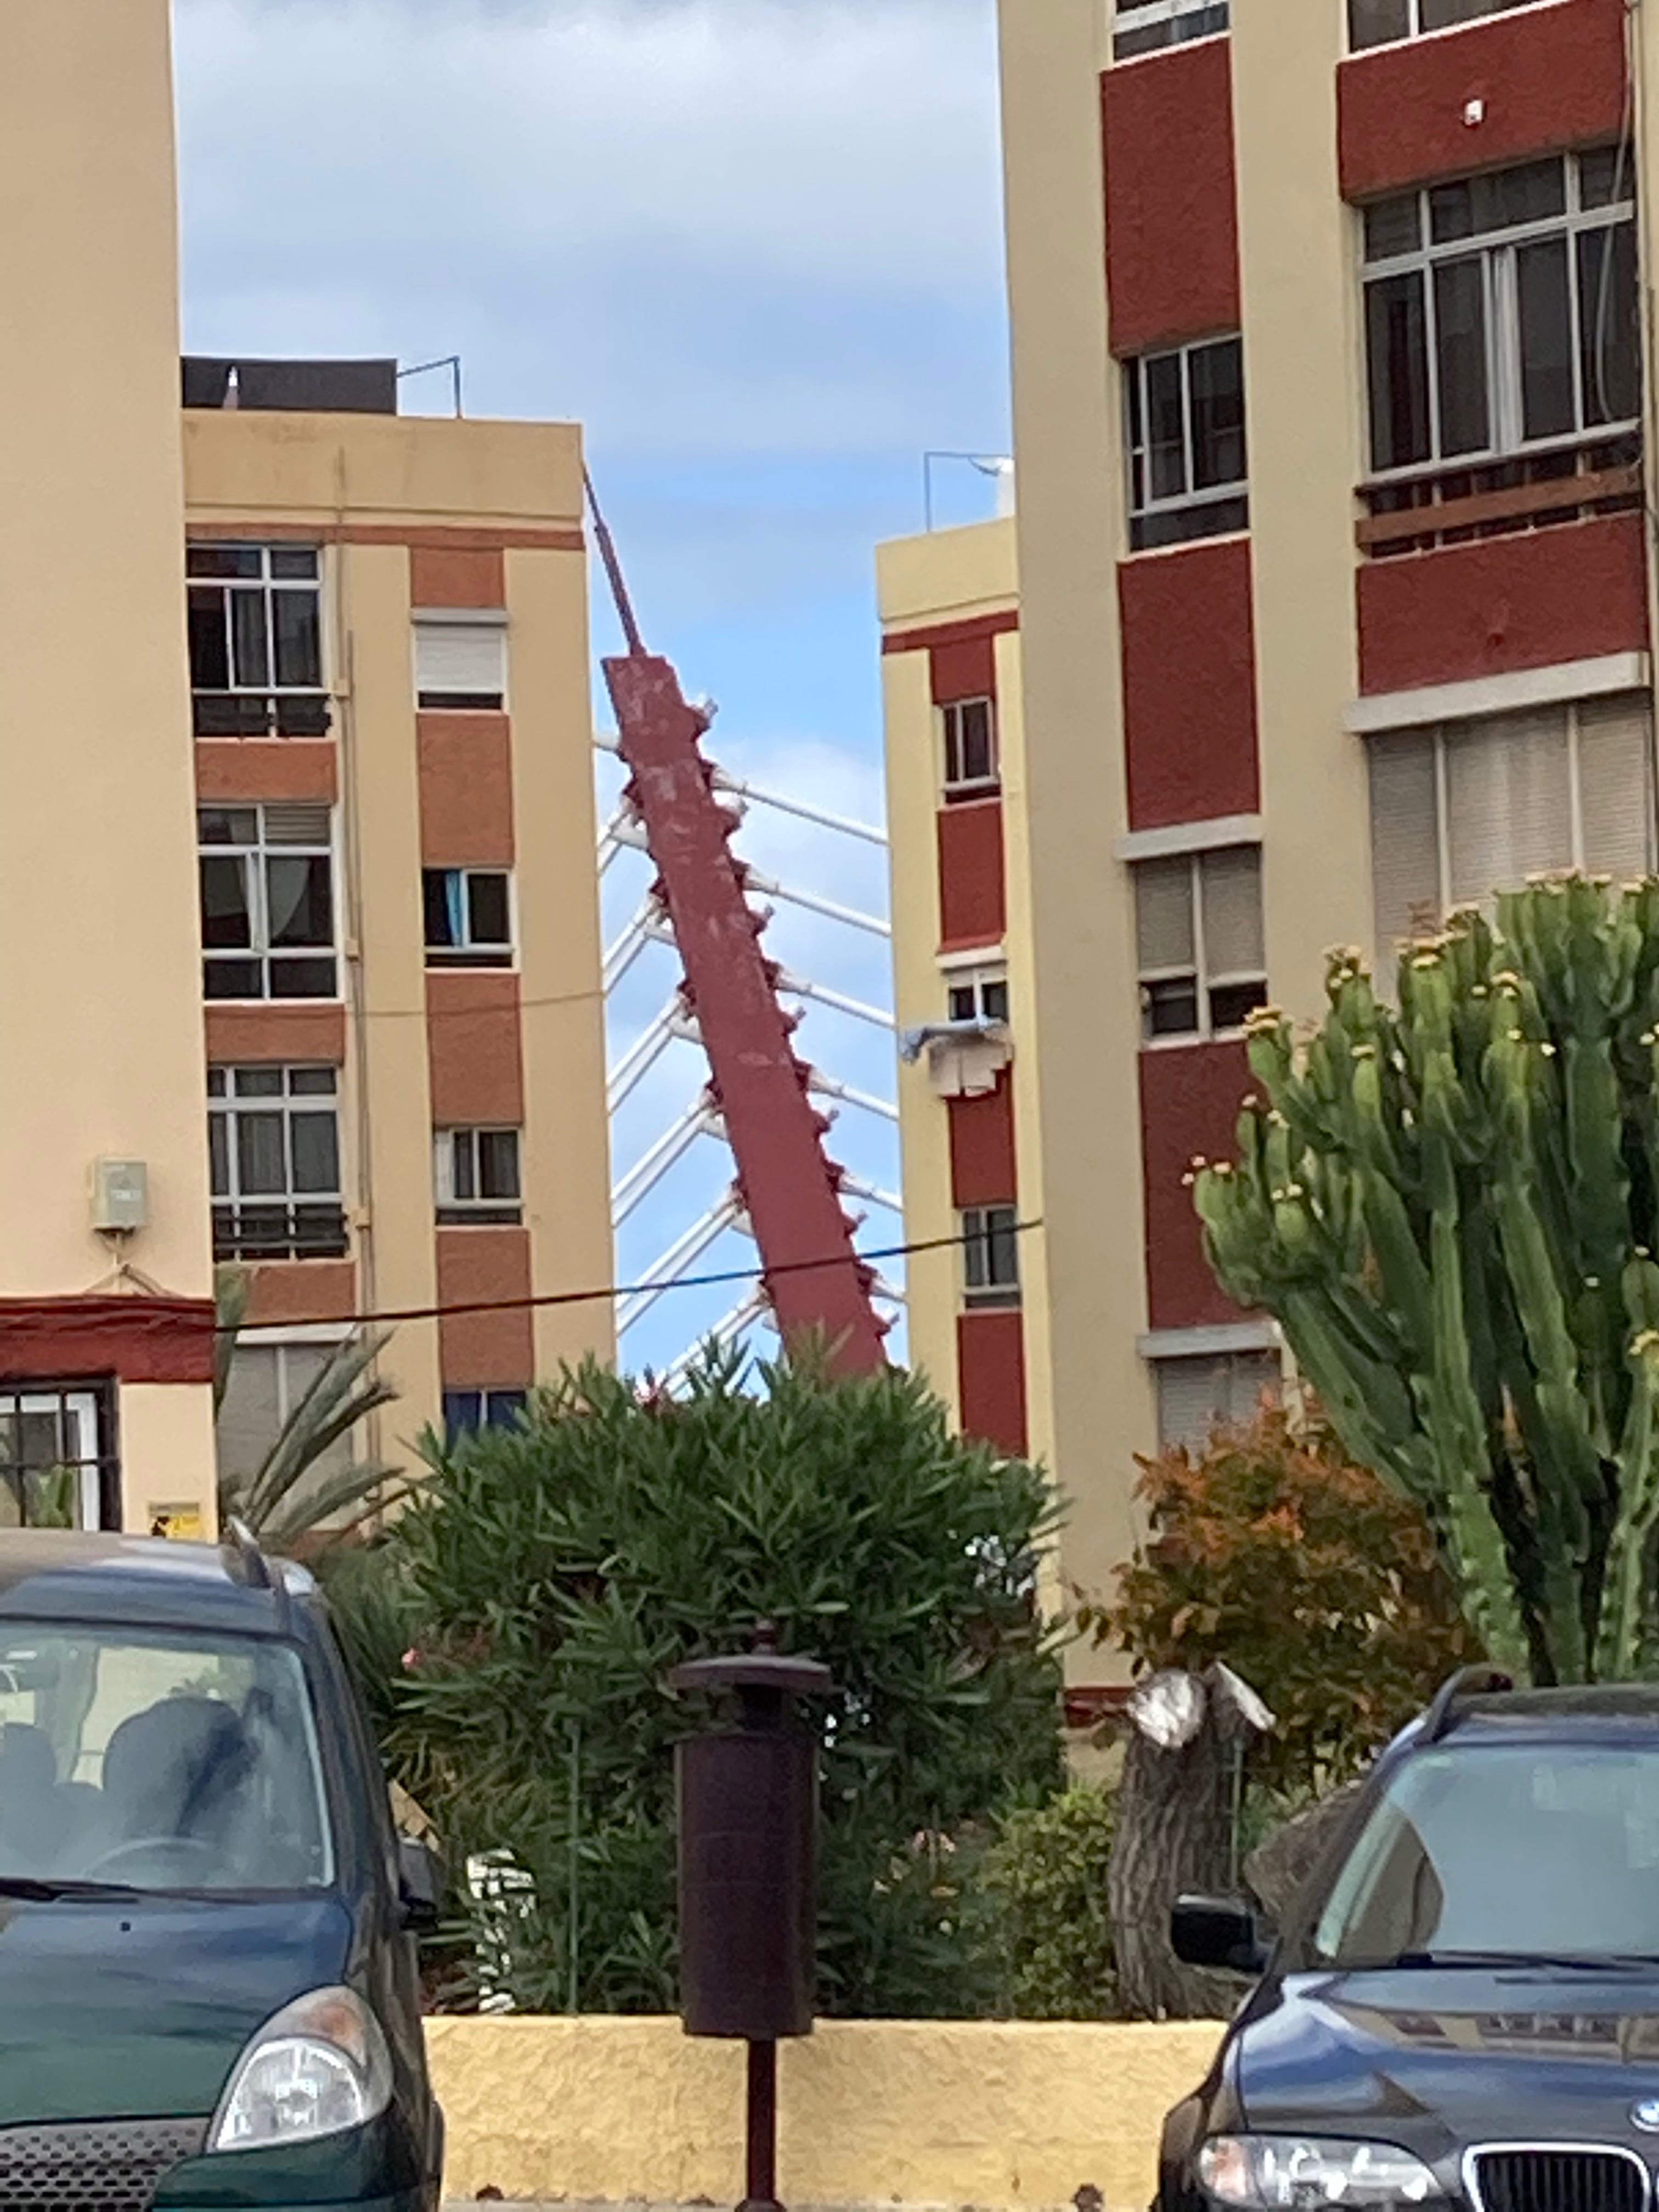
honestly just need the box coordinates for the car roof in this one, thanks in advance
[0,1530,315,1635]
[1428,1685,1659,1745]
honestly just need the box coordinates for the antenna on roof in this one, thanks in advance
[1421,1663,1514,1744]
[223,1516,272,1591]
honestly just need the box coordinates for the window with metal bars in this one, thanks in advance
[1113,0,1229,61]
[435,1127,523,1225]
[188,544,328,737]
[1135,846,1266,1043]
[961,1205,1021,1310]
[1367,695,1656,955]
[1362,150,1639,477]
[0,1384,118,1531]
[1125,337,1249,549]
[198,804,337,1001]
[208,1065,347,1262]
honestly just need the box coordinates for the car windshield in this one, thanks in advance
[0,1623,332,1893]
[1312,1743,1659,1966]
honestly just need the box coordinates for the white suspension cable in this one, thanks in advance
[808,1070,899,1124]
[617,1197,747,1335]
[834,1169,903,1216]
[775,970,895,1031]
[612,1101,721,1228]
[596,732,885,848]
[740,866,889,939]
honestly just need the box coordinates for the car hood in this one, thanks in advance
[0,1893,356,2125]
[1237,1967,1659,2152]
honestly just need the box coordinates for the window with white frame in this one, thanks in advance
[415,618,507,711]
[1368,694,1656,952]
[1362,150,1638,478]
[217,1339,356,1494]
[1125,336,1249,551]
[962,1205,1020,1310]
[942,696,998,797]
[187,545,327,738]
[1113,0,1229,60]
[0,1385,116,1531]
[422,868,514,966]
[1154,1352,1280,1452]
[1351,0,1555,52]
[435,1127,523,1225]
[209,1065,347,1262]
[199,804,337,1001]
[443,1389,529,1440]
[947,966,1010,1025]
[1135,845,1266,1043]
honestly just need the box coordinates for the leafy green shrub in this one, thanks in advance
[978,1784,1118,2018]
[379,1347,1063,2016]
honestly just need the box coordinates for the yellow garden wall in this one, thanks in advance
[428,2016,1221,2211]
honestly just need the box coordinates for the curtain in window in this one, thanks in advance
[445,871,466,946]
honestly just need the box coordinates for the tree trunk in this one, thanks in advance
[1107,1666,1270,2019]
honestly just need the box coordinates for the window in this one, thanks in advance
[423,868,514,966]
[218,1340,354,1494]
[435,1128,523,1225]
[962,1206,1020,1310]
[942,697,998,796]
[1125,337,1249,550]
[0,1386,116,1531]
[1362,151,1638,477]
[0,1623,331,1891]
[187,545,328,738]
[414,618,507,711]
[1351,0,1559,53]
[1135,845,1266,1042]
[1368,695,1655,951]
[1155,1352,1280,1452]
[1114,0,1230,59]
[208,1065,347,1261]
[199,805,337,1001]
[947,967,1011,1025]
[443,1390,529,1440]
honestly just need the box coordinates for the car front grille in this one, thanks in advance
[0,2120,207,2212]
[1471,2148,1650,2212]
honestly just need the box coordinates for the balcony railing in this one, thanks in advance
[212,1201,349,1263]
[1356,431,1642,560]
[193,690,333,740]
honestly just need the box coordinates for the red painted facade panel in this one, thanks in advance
[0,1297,216,1386]
[1102,41,1240,356]
[1120,540,1260,831]
[1338,0,1626,201]
[932,636,997,705]
[1357,516,1648,696]
[882,610,1018,660]
[956,1310,1029,1458]
[936,799,1007,948]
[437,1227,534,1388]
[949,1074,1018,1209]
[1139,1040,1251,1331]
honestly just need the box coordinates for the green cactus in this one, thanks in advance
[1195,878,1659,1684]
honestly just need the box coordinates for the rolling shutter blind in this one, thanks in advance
[415,621,507,706]
[1201,847,1264,978]
[1577,693,1655,881]
[1446,706,1571,909]
[1368,733,1440,954]
[217,1346,281,1482]
[1135,858,1195,973]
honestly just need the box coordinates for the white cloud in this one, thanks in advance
[173,0,1006,454]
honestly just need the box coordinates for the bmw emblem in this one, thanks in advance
[1632,2101,1659,2134]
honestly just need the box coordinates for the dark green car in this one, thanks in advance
[0,1530,443,2212]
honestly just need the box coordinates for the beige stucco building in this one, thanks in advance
[886,0,1659,1717]
[0,0,612,1538]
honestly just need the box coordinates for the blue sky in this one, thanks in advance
[173,0,1011,1376]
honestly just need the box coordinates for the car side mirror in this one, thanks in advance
[397,1837,443,1934]
[1171,1892,1269,1975]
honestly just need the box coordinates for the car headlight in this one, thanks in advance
[1199,2137,1438,2209]
[210,1987,393,2152]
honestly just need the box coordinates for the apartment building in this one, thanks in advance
[188,383,614,1486]
[0,1,612,1537]
[0,0,219,1537]
[884,0,1655,1708]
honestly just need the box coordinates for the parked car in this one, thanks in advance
[0,1527,443,2212]
[1162,1666,1659,2212]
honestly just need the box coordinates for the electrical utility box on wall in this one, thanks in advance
[91,1158,149,1234]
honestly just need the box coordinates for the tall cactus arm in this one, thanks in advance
[1595,1329,1659,1680]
